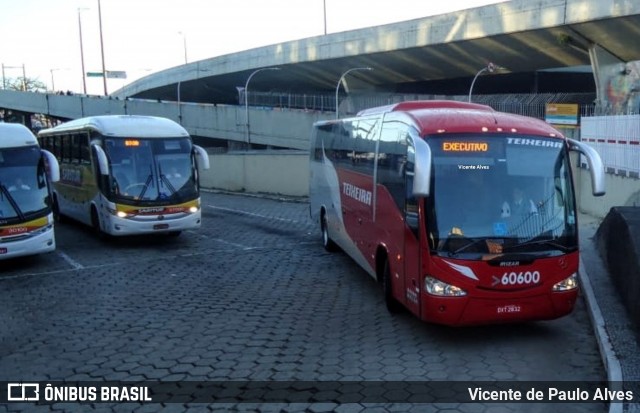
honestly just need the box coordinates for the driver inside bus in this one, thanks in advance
[501,186,537,219]
[113,172,130,195]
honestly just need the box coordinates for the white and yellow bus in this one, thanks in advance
[1,122,60,259]
[38,115,210,237]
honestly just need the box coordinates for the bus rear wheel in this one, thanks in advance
[321,212,339,252]
[383,258,403,314]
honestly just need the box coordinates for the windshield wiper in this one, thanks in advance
[505,238,576,253]
[158,165,177,196]
[448,237,506,257]
[136,166,155,199]
[0,183,24,220]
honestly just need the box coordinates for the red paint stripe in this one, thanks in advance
[607,140,617,144]
[630,141,640,145]
[597,139,606,143]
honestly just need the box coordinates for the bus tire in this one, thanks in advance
[383,259,403,314]
[91,206,106,239]
[321,211,339,252]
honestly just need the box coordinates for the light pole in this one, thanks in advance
[244,67,280,146]
[468,62,497,103]
[2,64,27,90]
[50,68,67,92]
[335,67,372,119]
[178,31,188,64]
[77,7,89,94]
[97,0,108,95]
[323,0,327,35]
[177,81,183,124]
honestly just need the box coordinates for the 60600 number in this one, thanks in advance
[501,271,540,286]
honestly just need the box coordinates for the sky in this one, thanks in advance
[0,0,505,95]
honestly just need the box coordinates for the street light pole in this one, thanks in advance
[50,69,58,91]
[468,62,497,103]
[78,7,89,94]
[2,64,27,90]
[97,0,108,95]
[177,81,182,124]
[244,67,280,146]
[178,31,188,64]
[323,0,327,35]
[335,67,372,119]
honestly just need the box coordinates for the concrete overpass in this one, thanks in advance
[1,0,640,152]
[112,0,640,106]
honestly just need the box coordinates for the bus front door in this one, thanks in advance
[402,164,421,316]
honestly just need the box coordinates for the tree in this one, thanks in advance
[3,76,47,92]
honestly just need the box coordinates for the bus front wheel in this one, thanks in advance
[383,259,403,314]
[91,207,107,239]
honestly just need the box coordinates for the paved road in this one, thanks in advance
[0,192,607,412]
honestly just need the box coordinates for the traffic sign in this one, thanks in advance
[86,72,104,78]
[106,71,127,79]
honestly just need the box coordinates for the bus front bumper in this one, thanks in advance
[0,228,56,260]
[106,211,202,236]
[422,289,579,326]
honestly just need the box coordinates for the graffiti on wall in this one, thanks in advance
[602,60,640,113]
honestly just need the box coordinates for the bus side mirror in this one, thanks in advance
[567,138,606,196]
[41,149,60,183]
[193,145,210,170]
[412,137,431,197]
[92,144,110,176]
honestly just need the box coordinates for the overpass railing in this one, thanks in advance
[247,91,597,120]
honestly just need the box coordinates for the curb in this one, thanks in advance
[579,255,624,413]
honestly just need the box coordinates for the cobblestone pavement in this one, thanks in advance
[0,192,606,413]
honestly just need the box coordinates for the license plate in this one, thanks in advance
[497,304,521,314]
[153,224,169,230]
[0,248,7,254]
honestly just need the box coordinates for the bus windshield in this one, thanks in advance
[104,137,197,204]
[0,146,50,222]
[425,134,577,258]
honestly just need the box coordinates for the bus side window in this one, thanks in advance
[404,132,419,238]
[79,133,91,164]
[377,122,406,212]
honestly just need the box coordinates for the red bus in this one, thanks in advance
[309,100,605,326]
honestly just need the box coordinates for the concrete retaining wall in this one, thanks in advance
[595,207,640,332]
[575,165,640,218]
[199,151,309,197]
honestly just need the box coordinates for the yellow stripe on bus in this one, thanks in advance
[0,216,50,237]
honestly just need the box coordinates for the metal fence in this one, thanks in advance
[580,114,640,177]
[246,91,598,120]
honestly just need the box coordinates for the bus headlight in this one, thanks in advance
[107,207,130,218]
[425,276,467,297]
[189,206,199,213]
[552,272,578,291]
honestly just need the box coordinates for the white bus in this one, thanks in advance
[1,122,60,259]
[38,115,210,237]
